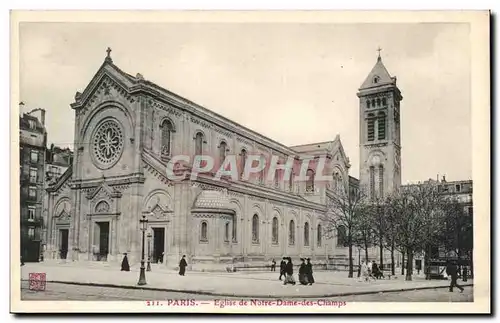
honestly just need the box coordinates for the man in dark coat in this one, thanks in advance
[179,255,188,276]
[306,258,315,285]
[284,257,296,285]
[446,260,464,293]
[279,257,287,280]
[298,258,308,285]
[121,253,130,271]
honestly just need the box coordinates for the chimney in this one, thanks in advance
[40,109,46,126]
[442,175,446,183]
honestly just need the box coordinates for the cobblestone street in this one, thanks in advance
[21,281,473,302]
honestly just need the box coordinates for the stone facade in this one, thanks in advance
[44,52,396,270]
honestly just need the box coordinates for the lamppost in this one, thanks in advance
[146,232,152,272]
[137,214,148,286]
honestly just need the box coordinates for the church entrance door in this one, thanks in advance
[96,221,110,261]
[59,229,69,259]
[152,228,165,263]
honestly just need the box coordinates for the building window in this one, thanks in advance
[28,207,35,222]
[337,225,347,247]
[28,227,35,240]
[367,115,375,141]
[28,186,37,200]
[377,98,381,106]
[29,167,37,183]
[232,215,237,242]
[194,132,204,156]
[378,165,384,198]
[259,156,265,185]
[304,222,310,246]
[378,112,386,140]
[274,169,280,189]
[369,166,375,200]
[160,119,173,157]
[272,217,279,244]
[30,150,38,163]
[200,221,208,242]
[252,214,259,243]
[317,224,322,247]
[367,100,371,109]
[382,97,387,106]
[456,184,461,192]
[289,172,294,193]
[240,149,247,177]
[306,169,315,192]
[28,120,36,129]
[219,141,228,166]
[224,222,230,242]
[288,220,295,245]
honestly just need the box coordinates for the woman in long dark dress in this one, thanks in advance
[306,258,315,285]
[179,255,188,276]
[299,258,309,285]
[121,253,130,271]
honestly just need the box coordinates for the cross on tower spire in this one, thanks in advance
[105,47,113,63]
[376,46,382,61]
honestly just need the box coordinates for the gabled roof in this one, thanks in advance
[359,56,396,91]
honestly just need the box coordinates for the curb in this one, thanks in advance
[21,279,473,299]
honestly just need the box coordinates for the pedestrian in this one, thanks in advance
[160,252,164,264]
[360,260,370,282]
[179,255,188,276]
[462,266,468,282]
[306,258,315,285]
[284,257,296,285]
[271,259,276,272]
[372,261,384,279]
[298,258,308,285]
[121,253,130,271]
[446,260,464,293]
[279,257,287,280]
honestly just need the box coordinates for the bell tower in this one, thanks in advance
[357,50,402,199]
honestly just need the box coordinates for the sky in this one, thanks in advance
[18,22,472,183]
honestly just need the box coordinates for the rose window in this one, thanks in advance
[92,120,124,167]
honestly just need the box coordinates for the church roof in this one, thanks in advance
[359,56,396,90]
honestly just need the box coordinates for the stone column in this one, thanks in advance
[88,219,94,261]
[73,189,81,260]
[45,193,54,258]
[243,195,249,260]
[129,183,142,264]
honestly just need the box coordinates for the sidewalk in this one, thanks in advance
[20,262,473,298]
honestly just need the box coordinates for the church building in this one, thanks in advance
[44,49,402,270]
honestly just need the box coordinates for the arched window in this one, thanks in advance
[377,98,381,106]
[240,149,247,177]
[304,222,310,246]
[306,169,315,192]
[337,225,347,247]
[224,222,230,242]
[289,172,294,193]
[232,214,237,242]
[382,97,387,106]
[378,165,384,198]
[367,100,371,109]
[272,217,279,244]
[274,169,280,189]
[289,220,295,245]
[371,99,375,107]
[378,112,386,140]
[317,224,322,247]
[259,156,265,185]
[367,113,375,142]
[200,221,208,242]
[370,166,376,200]
[161,119,173,157]
[219,141,227,165]
[252,214,259,243]
[194,132,204,156]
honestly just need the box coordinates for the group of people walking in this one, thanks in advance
[276,257,315,286]
[120,253,188,276]
[358,260,384,281]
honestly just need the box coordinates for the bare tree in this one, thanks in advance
[367,197,388,273]
[441,198,473,263]
[323,180,369,278]
[389,184,444,281]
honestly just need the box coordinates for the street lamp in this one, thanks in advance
[147,232,152,272]
[137,213,149,286]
